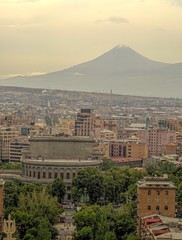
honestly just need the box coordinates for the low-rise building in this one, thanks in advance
[141,214,182,240]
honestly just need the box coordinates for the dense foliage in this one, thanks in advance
[0,162,22,170]
[72,167,146,205]
[73,203,139,240]
[3,179,64,240]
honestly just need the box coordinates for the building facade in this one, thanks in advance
[74,109,95,137]
[22,158,102,201]
[137,176,176,236]
[0,127,19,161]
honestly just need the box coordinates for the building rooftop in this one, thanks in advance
[142,214,182,240]
[137,176,176,189]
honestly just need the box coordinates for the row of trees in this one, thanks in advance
[72,166,146,205]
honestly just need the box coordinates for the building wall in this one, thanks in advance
[29,136,95,160]
[0,127,19,161]
[22,159,102,201]
[109,141,148,159]
[140,128,176,157]
[137,187,176,218]
[137,177,176,220]
[75,109,95,137]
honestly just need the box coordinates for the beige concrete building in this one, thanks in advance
[10,137,30,162]
[0,127,19,161]
[137,176,176,236]
[22,136,102,201]
[100,129,117,140]
[27,136,95,160]
[75,109,95,137]
[22,158,102,201]
[109,140,148,159]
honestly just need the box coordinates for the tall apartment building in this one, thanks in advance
[140,128,176,156]
[75,109,95,137]
[0,127,19,161]
[137,176,176,235]
[10,137,30,162]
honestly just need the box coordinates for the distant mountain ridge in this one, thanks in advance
[1,45,182,98]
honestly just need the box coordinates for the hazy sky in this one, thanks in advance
[1,0,182,79]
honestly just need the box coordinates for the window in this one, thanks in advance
[33,171,36,177]
[48,172,52,179]
[60,173,64,179]
[164,206,168,210]
[54,172,57,179]
[38,172,40,179]
[66,173,70,179]
[67,186,71,191]
[147,206,151,210]
[156,190,160,195]
[164,198,169,203]
[72,172,76,178]
[156,205,160,210]
[148,190,151,195]
[165,190,169,195]
[156,198,160,203]
[43,172,46,178]
[148,198,151,203]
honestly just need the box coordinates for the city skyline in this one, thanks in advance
[1,0,182,79]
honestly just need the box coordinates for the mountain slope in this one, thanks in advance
[1,45,182,98]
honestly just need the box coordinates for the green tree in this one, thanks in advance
[49,178,66,203]
[36,218,52,240]
[11,188,61,239]
[126,233,140,240]
[74,226,93,240]
[4,180,25,216]
[101,158,115,171]
[74,204,118,240]
[72,168,104,203]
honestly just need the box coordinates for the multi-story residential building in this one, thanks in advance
[109,140,148,159]
[100,129,117,140]
[95,142,110,159]
[162,143,178,156]
[75,109,95,137]
[0,127,19,161]
[140,128,176,156]
[59,119,75,136]
[10,137,30,162]
[137,175,176,235]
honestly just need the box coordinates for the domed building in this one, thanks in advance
[22,136,102,200]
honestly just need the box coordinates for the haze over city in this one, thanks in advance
[1,0,182,80]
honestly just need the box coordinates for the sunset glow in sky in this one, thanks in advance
[1,0,182,78]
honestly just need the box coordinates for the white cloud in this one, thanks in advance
[96,16,129,24]
[108,16,129,24]
[0,72,45,79]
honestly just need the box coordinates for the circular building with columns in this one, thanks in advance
[21,136,102,201]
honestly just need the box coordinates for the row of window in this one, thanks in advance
[148,190,168,195]
[26,170,76,180]
[148,198,168,203]
[147,205,168,211]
